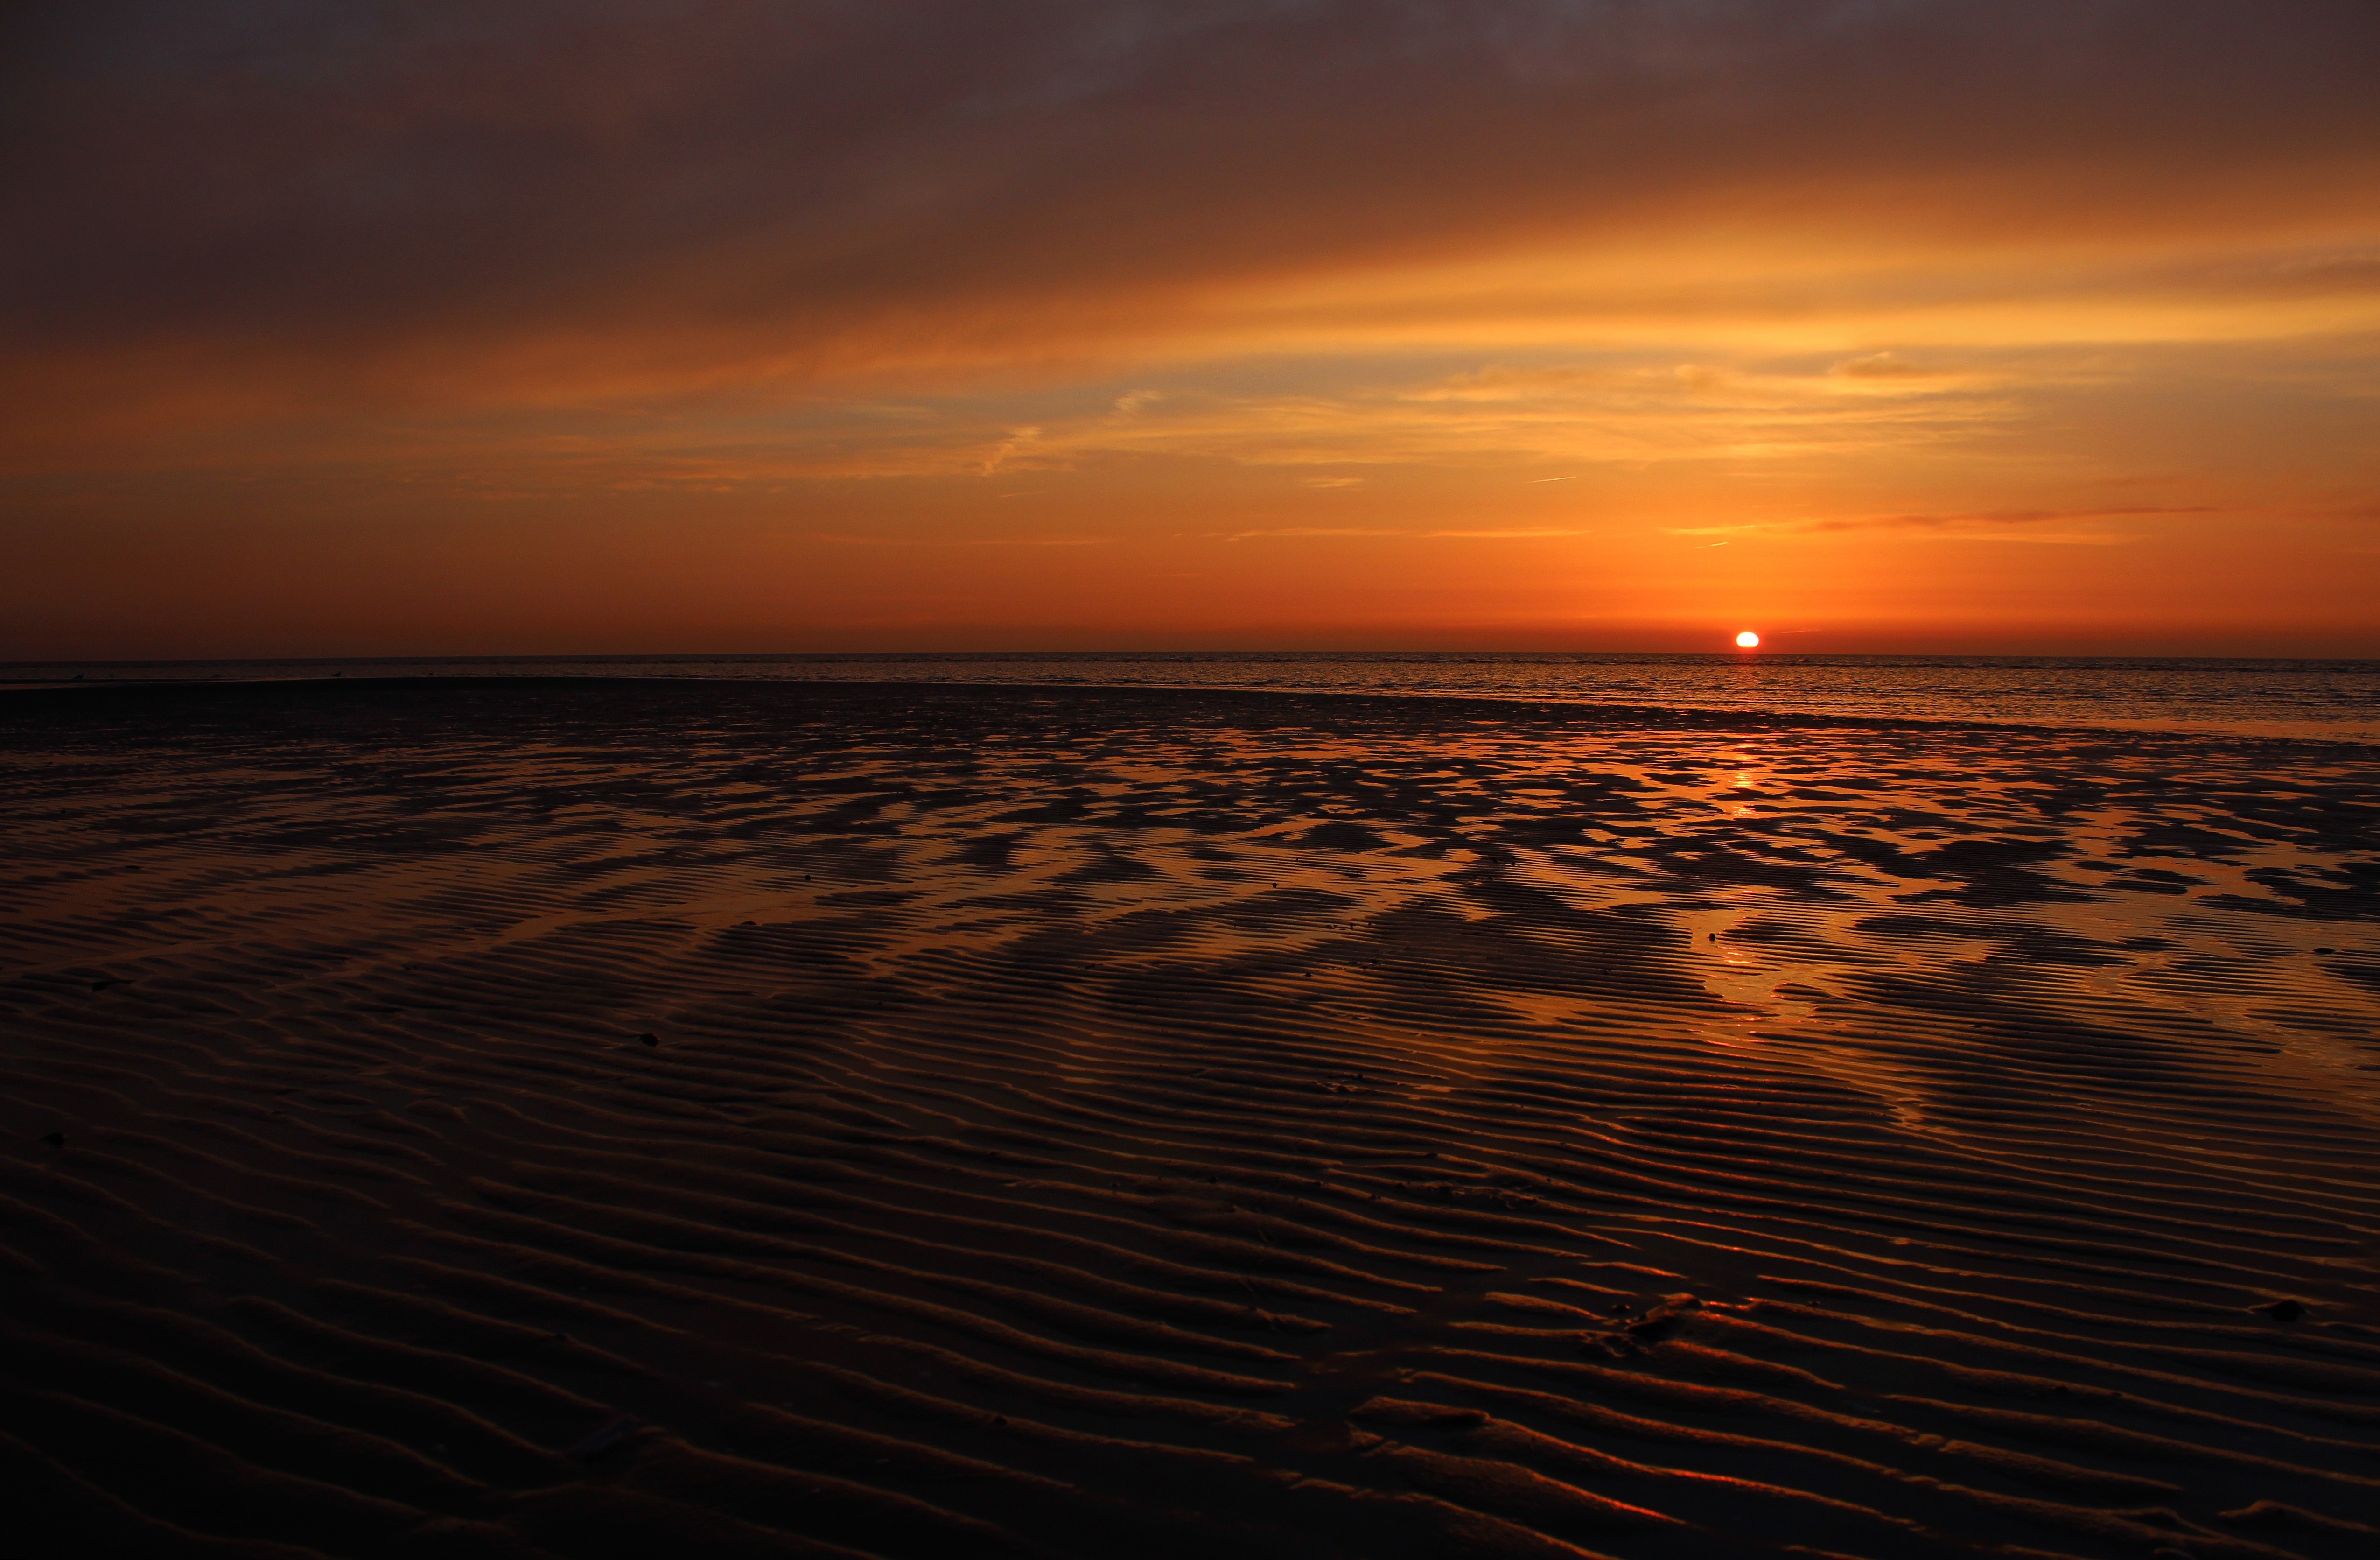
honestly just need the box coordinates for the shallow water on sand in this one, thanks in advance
[8,649,2380,743]
[3,680,2376,1559]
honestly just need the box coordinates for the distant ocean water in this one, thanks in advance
[6,651,2380,745]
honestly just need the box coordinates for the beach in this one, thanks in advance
[4,675,2377,1559]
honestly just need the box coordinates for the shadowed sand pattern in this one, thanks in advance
[4,678,2378,1560]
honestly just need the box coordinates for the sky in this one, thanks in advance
[5,0,2378,659]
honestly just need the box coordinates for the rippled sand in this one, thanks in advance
[4,678,2377,1560]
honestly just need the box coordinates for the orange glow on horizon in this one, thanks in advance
[3,4,2377,659]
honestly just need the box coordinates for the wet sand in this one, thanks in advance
[4,677,2377,1560]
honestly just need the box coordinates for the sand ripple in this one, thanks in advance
[3,679,2377,1558]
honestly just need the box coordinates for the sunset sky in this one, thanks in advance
[6,1,2378,659]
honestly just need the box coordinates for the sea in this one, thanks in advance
[5,652,2379,745]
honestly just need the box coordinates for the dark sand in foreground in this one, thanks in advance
[4,678,2378,1560]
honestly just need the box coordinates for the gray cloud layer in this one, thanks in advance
[7,0,2377,370]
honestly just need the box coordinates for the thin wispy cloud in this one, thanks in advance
[1798,506,2216,543]
[1830,353,1934,379]
[1665,506,2215,548]
[1422,528,1593,539]
[810,533,1109,548]
[1212,526,1591,542]
[1211,528,1409,541]
[979,427,1045,476]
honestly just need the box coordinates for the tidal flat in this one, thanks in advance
[4,677,2377,1559]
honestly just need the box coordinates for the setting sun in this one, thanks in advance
[1736,631,1761,649]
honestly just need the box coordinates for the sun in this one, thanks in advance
[1734,630,1761,648]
